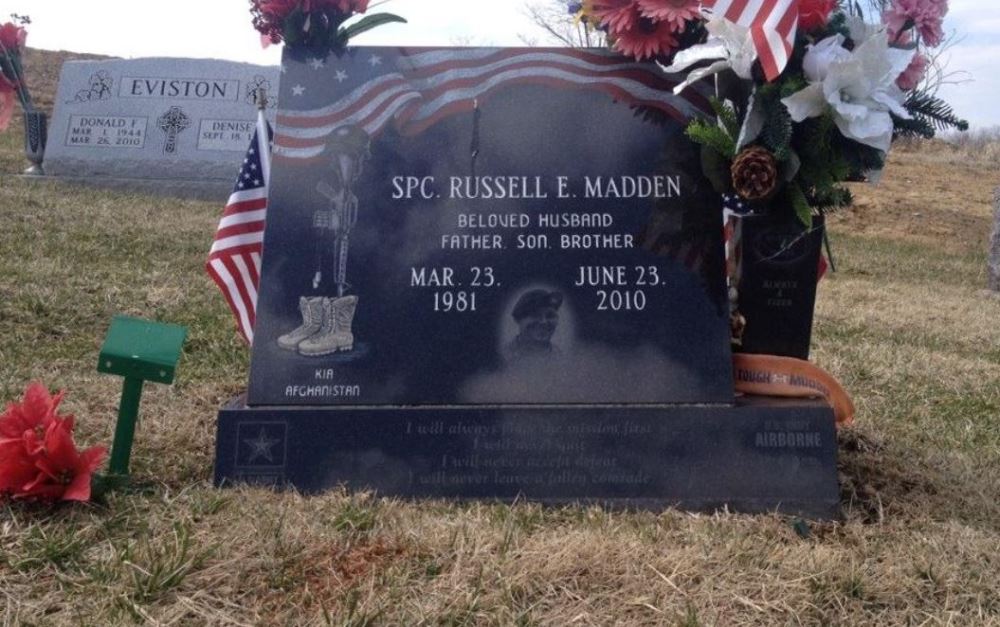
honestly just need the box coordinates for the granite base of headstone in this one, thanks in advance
[41,57,279,200]
[216,397,839,518]
[214,46,841,519]
[17,173,236,201]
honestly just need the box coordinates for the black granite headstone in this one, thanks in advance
[736,214,824,360]
[215,47,839,518]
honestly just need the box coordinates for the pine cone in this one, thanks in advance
[731,146,779,201]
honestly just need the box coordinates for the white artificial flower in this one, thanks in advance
[781,29,915,153]
[801,35,851,82]
[660,17,758,95]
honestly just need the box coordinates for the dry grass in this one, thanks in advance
[1,50,999,624]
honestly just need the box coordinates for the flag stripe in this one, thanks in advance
[207,109,271,344]
[704,0,799,82]
[208,257,255,344]
[217,209,267,231]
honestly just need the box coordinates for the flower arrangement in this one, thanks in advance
[0,14,32,132]
[575,0,968,225]
[0,383,107,503]
[250,0,405,52]
[570,0,707,60]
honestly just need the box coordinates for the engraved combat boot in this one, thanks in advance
[277,296,325,351]
[298,296,358,356]
[331,295,358,352]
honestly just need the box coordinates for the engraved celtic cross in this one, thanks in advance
[157,106,191,154]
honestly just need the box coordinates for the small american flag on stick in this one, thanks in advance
[206,106,272,344]
[703,0,801,81]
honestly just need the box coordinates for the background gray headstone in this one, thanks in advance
[44,58,279,200]
[990,187,1000,292]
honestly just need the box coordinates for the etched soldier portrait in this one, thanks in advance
[277,125,371,357]
[503,289,564,363]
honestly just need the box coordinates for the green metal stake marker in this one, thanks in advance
[98,315,187,478]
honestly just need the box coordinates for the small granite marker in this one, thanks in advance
[990,187,1000,293]
[43,57,279,200]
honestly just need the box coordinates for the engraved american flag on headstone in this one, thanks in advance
[273,47,713,161]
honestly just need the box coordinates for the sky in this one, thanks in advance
[7,0,1000,128]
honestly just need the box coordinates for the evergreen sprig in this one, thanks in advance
[686,118,736,160]
[759,91,793,160]
[899,91,969,137]
[709,97,741,142]
[791,113,856,215]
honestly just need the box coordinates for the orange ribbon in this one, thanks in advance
[733,354,855,428]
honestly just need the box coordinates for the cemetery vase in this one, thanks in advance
[23,108,47,176]
[735,212,825,360]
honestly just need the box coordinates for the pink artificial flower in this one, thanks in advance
[0,22,27,52]
[613,17,680,60]
[635,0,700,30]
[897,52,929,90]
[591,0,642,35]
[884,0,948,47]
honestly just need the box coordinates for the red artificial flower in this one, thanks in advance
[252,0,369,47]
[17,421,106,502]
[0,435,37,499]
[636,0,701,30]
[329,0,369,12]
[613,17,680,60]
[256,0,366,19]
[591,0,642,35]
[0,22,27,52]
[798,0,837,32]
[0,382,66,498]
[256,0,300,20]
[0,382,106,503]
[0,382,71,445]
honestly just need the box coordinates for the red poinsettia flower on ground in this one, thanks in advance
[0,382,71,445]
[0,382,106,503]
[17,421,106,502]
[0,22,27,51]
[798,0,837,32]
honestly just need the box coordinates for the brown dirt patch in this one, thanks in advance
[836,140,998,255]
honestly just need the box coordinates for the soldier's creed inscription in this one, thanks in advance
[247,46,733,406]
[217,47,840,517]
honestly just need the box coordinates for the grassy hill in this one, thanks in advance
[21,47,110,112]
[0,49,998,624]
